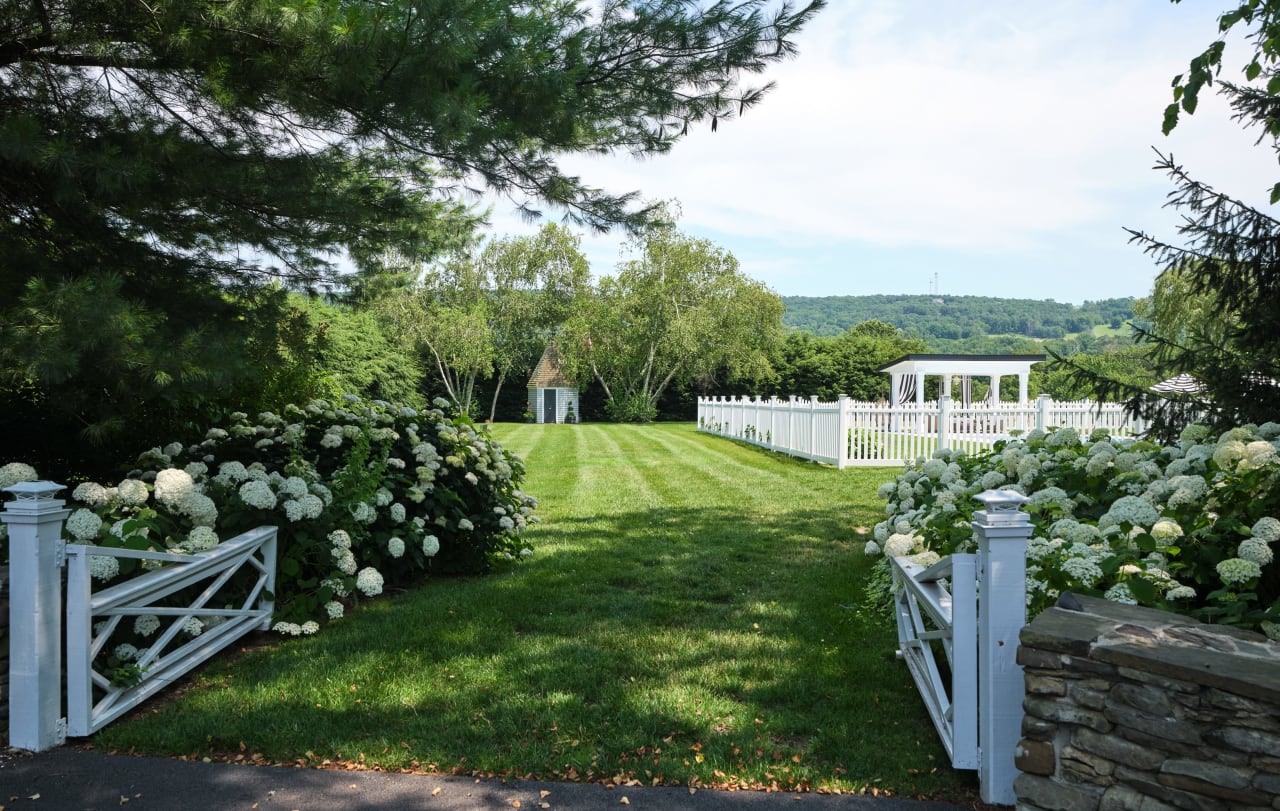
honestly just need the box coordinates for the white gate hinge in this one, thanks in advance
[55,716,68,744]
[54,539,66,568]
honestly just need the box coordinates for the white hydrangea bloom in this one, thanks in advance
[863,541,882,556]
[1217,557,1263,585]
[356,567,384,596]
[238,480,277,510]
[389,503,406,523]
[89,555,119,581]
[272,622,303,636]
[352,502,377,523]
[1238,539,1273,566]
[310,483,333,506]
[184,526,220,552]
[1061,557,1103,587]
[1252,517,1280,543]
[1150,520,1184,541]
[65,508,103,541]
[321,577,349,598]
[499,516,515,531]
[1165,585,1196,601]
[135,615,161,637]
[387,537,405,558]
[73,481,112,508]
[1103,583,1137,604]
[182,617,204,636]
[0,462,38,489]
[458,518,474,531]
[325,601,345,620]
[884,533,917,558]
[279,476,309,499]
[178,492,218,527]
[114,643,139,662]
[422,535,440,557]
[300,621,320,635]
[154,468,195,508]
[117,478,149,506]
[1098,496,1160,530]
[329,529,352,549]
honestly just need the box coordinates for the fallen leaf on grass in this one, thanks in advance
[619,798,629,805]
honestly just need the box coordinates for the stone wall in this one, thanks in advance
[1015,594,1280,811]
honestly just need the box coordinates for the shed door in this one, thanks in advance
[543,389,557,424]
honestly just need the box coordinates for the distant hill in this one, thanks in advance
[781,294,1138,341]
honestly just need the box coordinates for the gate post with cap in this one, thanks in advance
[2,481,71,751]
[971,488,1031,805]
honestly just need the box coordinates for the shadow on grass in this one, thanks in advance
[96,501,976,800]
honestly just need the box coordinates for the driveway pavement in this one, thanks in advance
[0,748,982,811]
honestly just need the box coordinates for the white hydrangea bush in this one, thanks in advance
[866,423,1280,638]
[2,395,536,641]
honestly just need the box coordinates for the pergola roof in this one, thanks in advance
[878,354,1047,377]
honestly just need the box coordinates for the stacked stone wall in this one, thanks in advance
[1015,594,1280,811]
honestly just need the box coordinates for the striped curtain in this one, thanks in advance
[897,375,917,405]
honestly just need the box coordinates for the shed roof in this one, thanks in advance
[528,341,574,388]
[878,353,1047,377]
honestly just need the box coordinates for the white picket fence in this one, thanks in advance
[2,481,276,750]
[891,489,1031,805]
[697,394,1142,467]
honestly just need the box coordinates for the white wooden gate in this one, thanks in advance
[64,526,278,736]
[891,553,978,768]
[888,490,1030,805]
[2,480,277,748]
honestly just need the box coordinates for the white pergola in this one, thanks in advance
[878,354,1047,406]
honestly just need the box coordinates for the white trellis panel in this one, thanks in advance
[64,526,277,737]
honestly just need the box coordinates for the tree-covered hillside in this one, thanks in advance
[781,295,1137,340]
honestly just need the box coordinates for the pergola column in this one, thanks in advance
[1018,372,1029,405]
[915,372,925,405]
[990,374,1002,404]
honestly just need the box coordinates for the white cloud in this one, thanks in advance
[477,1,1280,301]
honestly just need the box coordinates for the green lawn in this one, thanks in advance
[94,423,977,800]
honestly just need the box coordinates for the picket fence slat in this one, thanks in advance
[697,394,1141,467]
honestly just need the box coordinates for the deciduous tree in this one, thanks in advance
[559,220,783,421]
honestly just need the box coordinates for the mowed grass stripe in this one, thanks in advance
[95,422,975,801]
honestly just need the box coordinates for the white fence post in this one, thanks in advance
[971,489,1031,805]
[937,395,951,453]
[836,395,850,469]
[2,481,71,751]
[1036,394,1049,433]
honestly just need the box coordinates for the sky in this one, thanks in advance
[479,0,1280,305]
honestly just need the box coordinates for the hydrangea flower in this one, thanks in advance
[390,503,406,523]
[458,518,475,531]
[356,567,384,597]
[1217,558,1263,585]
[351,502,377,523]
[183,526,220,552]
[272,622,303,636]
[117,478,149,506]
[325,601,345,620]
[66,508,103,541]
[73,482,112,508]
[114,643,139,662]
[1252,517,1280,543]
[1103,583,1137,604]
[182,617,204,636]
[1098,496,1160,530]
[422,535,440,557]
[1237,539,1273,566]
[301,621,320,635]
[1150,520,1184,541]
[387,537,405,558]
[238,480,277,510]
[89,555,119,581]
[135,615,160,637]
[178,492,218,527]
[154,468,195,508]
[0,462,38,489]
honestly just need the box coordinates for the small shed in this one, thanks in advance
[527,342,579,424]
[878,354,1047,406]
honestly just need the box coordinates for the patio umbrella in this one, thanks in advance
[1151,373,1206,394]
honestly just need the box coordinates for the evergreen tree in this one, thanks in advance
[0,0,821,448]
